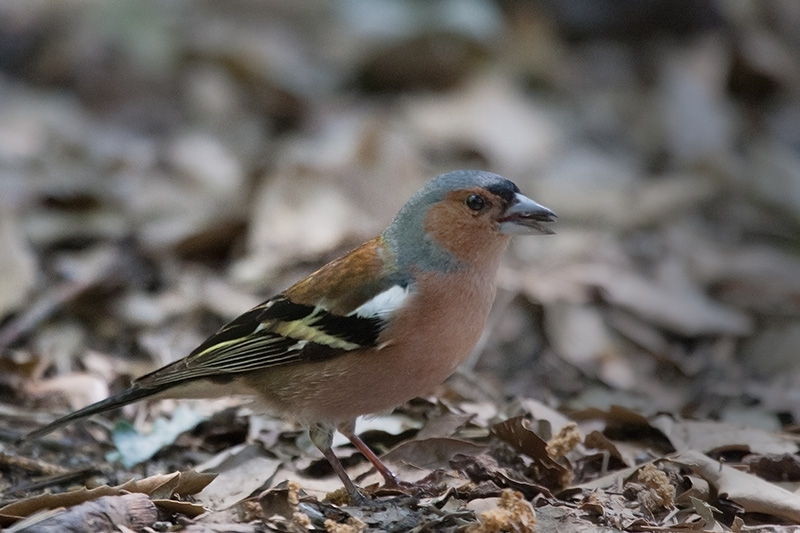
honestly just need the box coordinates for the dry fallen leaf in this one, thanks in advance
[492,416,572,490]
[0,210,37,320]
[651,415,799,456]
[195,443,282,510]
[6,493,157,533]
[673,450,800,523]
[0,470,214,522]
[570,262,753,336]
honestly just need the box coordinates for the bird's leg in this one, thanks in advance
[308,423,366,504]
[337,421,400,488]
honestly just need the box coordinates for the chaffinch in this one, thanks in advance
[23,170,556,502]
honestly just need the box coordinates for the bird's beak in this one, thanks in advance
[498,193,557,235]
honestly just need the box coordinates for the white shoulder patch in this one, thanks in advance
[349,284,412,319]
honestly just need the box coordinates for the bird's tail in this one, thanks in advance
[19,385,167,443]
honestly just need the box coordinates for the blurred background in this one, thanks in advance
[1,0,800,432]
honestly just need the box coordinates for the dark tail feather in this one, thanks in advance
[19,386,166,443]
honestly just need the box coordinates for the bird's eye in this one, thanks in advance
[465,194,485,211]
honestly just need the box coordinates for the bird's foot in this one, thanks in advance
[373,470,448,499]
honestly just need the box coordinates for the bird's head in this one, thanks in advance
[384,170,556,272]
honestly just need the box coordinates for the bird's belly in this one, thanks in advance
[243,270,495,424]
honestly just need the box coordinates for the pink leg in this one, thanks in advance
[338,421,400,487]
[309,423,366,503]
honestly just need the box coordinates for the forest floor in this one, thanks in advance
[2,2,800,531]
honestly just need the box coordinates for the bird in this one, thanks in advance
[21,169,556,503]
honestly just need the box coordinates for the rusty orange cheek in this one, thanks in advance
[423,201,508,264]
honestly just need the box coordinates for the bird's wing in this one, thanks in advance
[21,240,414,442]
[136,238,413,389]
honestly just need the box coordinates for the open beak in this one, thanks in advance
[498,192,557,235]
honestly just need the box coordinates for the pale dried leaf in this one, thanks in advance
[572,262,753,336]
[674,450,800,522]
[651,415,799,455]
[25,373,109,412]
[195,444,282,510]
[0,211,37,319]
[544,302,634,389]
[405,73,562,174]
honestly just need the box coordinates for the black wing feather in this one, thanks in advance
[135,295,386,389]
